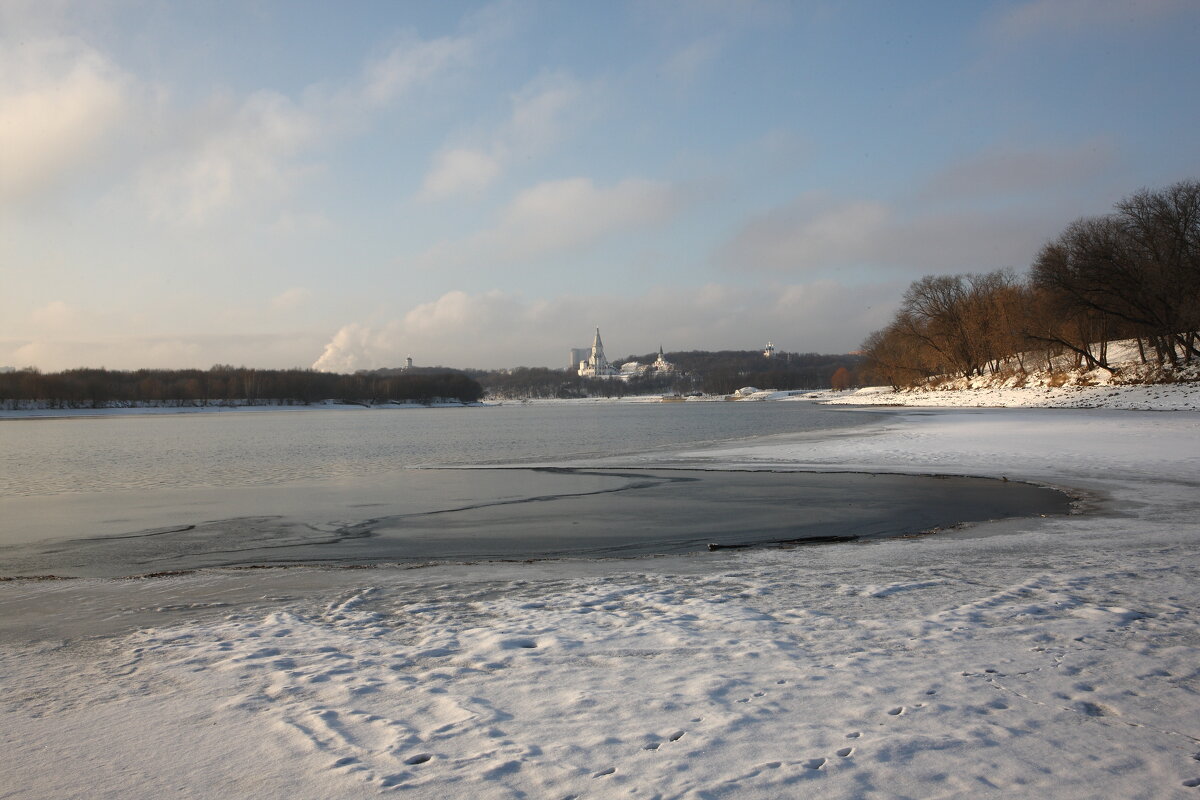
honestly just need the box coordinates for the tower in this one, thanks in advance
[578,327,618,377]
[653,345,673,372]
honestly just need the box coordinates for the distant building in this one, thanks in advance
[568,347,592,371]
[652,345,675,372]
[619,361,649,378]
[577,327,620,378]
[763,341,775,358]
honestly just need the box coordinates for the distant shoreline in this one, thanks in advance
[0,399,490,420]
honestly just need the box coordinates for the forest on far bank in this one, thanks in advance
[0,366,484,409]
[475,350,862,400]
[863,179,1199,389]
[0,348,863,407]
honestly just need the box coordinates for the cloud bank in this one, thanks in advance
[0,37,130,203]
[311,282,895,373]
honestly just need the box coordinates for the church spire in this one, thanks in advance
[578,327,617,378]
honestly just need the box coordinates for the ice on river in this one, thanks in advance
[3,405,1200,799]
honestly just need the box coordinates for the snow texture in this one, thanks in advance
[3,401,1200,798]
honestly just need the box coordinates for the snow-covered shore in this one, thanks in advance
[821,380,1200,411]
[823,338,1200,412]
[3,405,1200,798]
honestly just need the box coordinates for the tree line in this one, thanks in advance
[863,180,1199,388]
[474,350,864,399]
[0,366,484,409]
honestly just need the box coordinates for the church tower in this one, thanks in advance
[652,345,674,372]
[578,327,618,377]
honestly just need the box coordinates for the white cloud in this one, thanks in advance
[270,287,313,311]
[417,176,687,268]
[359,34,474,108]
[496,177,681,257]
[419,148,502,199]
[29,300,78,329]
[503,72,586,152]
[718,137,1118,278]
[311,283,893,372]
[0,331,328,372]
[920,140,1117,200]
[418,72,588,201]
[0,37,130,202]
[412,177,685,269]
[719,192,1069,276]
[136,26,483,225]
[663,36,725,82]
[719,195,891,272]
[134,90,322,226]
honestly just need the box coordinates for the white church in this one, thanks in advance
[574,328,674,380]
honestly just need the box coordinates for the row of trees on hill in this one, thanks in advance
[474,351,864,399]
[0,366,483,409]
[1,352,865,407]
[863,180,1200,388]
[654,350,863,395]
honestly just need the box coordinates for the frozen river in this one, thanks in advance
[0,401,1067,577]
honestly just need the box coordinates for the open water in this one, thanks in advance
[0,402,1069,577]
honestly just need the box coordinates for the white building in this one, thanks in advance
[652,345,675,372]
[577,327,621,379]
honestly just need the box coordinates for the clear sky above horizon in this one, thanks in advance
[2,0,1198,372]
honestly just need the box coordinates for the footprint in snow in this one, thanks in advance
[593,767,616,778]
[802,758,826,770]
[887,706,905,716]
[1182,778,1200,788]
[845,731,862,739]
[669,730,685,742]
[836,747,855,758]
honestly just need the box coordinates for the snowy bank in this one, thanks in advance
[822,380,1200,411]
[3,407,1200,798]
[825,337,1200,411]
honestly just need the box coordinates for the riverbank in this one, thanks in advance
[821,379,1200,411]
[2,406,1199,798]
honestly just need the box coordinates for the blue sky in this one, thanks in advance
[2,0,1197,371]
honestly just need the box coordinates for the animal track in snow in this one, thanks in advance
[836,747,855,758]
[846,731,862,739]
[802,757,826,770]
[669,730,686,741]
[1182,778,1200,788]
[593,767,616,778]
[887,706,906,716]
[404,753,432,765]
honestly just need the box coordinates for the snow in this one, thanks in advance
[823,338,1200,412]
[3,403,1200,798]
[820,380,1200,411]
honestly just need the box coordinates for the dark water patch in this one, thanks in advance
[0,468,1069,579]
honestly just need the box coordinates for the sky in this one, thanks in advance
[1,0,1198,373]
